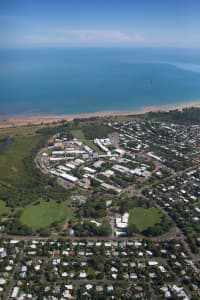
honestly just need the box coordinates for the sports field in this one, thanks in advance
[20,200,70,230]
[128,207,162,232]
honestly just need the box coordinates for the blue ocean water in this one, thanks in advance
[0,47,200,116]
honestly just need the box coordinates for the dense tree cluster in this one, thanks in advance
[83,199,107,219]
[82,124,113,139]
[73,220,111,237]
[147,107,200,124]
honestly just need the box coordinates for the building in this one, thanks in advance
[60,173,78,183]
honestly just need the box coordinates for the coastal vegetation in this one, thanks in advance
[0,125,44,138]
[147,107,200,124]
[66,119,113,139]
[82,123,113,139]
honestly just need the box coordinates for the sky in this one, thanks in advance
[0,0,200,48]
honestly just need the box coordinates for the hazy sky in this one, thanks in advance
[0,0,200,48]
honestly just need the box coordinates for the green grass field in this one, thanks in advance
[71,129,85,140]
[0,135,45,186]
[128,207,162,232]
[0,200,10,215]
[20,200,70,230]
[84,140,104,155]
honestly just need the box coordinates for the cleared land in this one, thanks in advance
[71,129,85,140]
[128,207,162,232]
[20,200,70,230]
[0,200,10,215]
[0,135,45,186]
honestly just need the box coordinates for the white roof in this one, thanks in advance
[83,167,96,173]
[116,222,128,229]
[114,148,125,155]
[60,173,78,183]
[11,287,19,298]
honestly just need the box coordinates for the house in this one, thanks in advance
[11,287,19,298]
[113,148,125,156]
[83,167,96,174]
[112,164,130,174]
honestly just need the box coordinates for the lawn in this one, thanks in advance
[128,207,162,232]
[84,140,104,155]
[71,129,85,140]
[0,200,10,215]
[20,200,71,230]
[0,135,45,186]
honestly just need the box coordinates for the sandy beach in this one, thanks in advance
[0,101,200,129]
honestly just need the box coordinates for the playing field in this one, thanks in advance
[128,207,162,232]
[20,200,70,230]
[0,200,10,215]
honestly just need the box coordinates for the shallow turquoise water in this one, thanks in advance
[0,47,200,116]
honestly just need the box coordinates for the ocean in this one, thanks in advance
[0,47,200,117]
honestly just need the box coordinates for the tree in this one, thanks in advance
[127,223,139,235]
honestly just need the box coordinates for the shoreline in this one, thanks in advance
[0,100,200,129]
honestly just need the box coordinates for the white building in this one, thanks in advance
[60,173,78,183]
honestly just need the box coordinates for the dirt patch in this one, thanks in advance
[62,218,69,231]
[11,166,18,172]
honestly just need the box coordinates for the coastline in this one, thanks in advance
[0,100,200,129]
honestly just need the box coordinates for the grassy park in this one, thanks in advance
[128,207,162,232]
[20,200,70,230]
